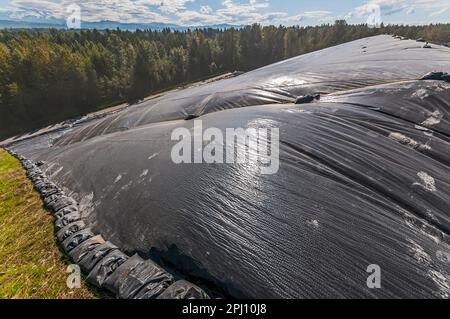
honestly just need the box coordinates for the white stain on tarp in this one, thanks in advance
[407,239,450,298]
[414,171,437,192]
[148,152,159,160]
[407,239,431,265]
[121,181,132,191]
[414,124,428,131]
[434,81,450,92]
[50,166,64,178]
[421,110,443,127]
[307,219,320,229]
[414,125,434,137]
[389,132,431,151]
[140,169,149,177]
[403,213,441,244]
[428,269,450,299]
[113,180,133,200]
[426,210,438,223]
[436,251,450,264]
[78,192,95,218]
[114,174,122,184]
[412,88,429,99]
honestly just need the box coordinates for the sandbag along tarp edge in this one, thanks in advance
[3,149,210,299]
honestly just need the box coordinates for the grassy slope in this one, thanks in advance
[0,149,96,299]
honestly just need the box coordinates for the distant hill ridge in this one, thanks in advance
[0,19,245,31]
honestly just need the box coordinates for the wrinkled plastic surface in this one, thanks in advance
[5,35,450,298]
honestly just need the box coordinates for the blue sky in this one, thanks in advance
[0,0,449,26]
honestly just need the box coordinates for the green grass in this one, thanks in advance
[0,149,97,299]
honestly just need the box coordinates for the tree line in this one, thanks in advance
[0,21,449,140]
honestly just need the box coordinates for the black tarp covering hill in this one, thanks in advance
[52,34,450,146]
[4,35,450,298]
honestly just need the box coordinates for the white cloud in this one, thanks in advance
[8,0,173,22]
[301,11,332,19]
[430,7,450,17]
[176,9,221,25]
[286,10,333,25]
[9,0,65,19]
[175,0,282,26]
[406,6,415,14]
[155,0,194,14]
[215,0,269,24]
[344,11,355,20]
[356,0,406,17]
[169,0,281,26]
[5,0,274,25]
[356,0,450,18]
[200,5,212,14]
[5,0,448,27]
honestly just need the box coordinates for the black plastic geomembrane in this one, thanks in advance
[4,35,450,298]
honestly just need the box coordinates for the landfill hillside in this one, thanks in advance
[4,35,450,299]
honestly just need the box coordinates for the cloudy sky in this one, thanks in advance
[0,0,449,26]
